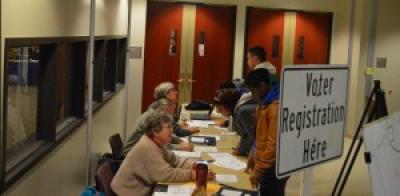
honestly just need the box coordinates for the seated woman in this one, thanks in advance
[112,112,208,195]
[150,82,200,136]
[121,99,193,156]
[214,89,257,156]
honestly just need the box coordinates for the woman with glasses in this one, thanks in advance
[112,111,215,196]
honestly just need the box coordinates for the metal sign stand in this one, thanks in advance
[332,80,388,195]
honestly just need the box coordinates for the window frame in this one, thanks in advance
[1,35,128,192]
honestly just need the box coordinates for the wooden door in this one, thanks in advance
[246,8,285,76]
[191,5,236,102]
[142,2,183,111]
[293,12,332,64]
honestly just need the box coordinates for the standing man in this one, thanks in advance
[247,46,276,75]
[245,69,289,196]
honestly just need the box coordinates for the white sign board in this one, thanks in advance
[363,112,400,196]
[277,65,349,177]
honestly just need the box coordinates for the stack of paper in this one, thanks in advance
[221,131,236,136]
[191,120,216,125]
[153,185,194,196]
[208,153,247,170]
[172,151,201,159]
[187,121,209,128]
[194,146,218,153]
[220,189,243,196]
[216,174,238,183]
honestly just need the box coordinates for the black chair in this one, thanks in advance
[95,161,116,196]
[109,133,123,160]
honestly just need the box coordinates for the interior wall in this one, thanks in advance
[1,0,129,195]
[373,0,400,114]
[126,0,147,137]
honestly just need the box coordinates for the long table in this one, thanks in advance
[196,126,253,191]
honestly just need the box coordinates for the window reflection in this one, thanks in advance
[6,46,41,168]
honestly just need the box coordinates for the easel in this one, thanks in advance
[332,80,388,196]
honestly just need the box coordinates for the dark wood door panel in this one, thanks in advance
[191,5,236,102]
[142,2,183,111]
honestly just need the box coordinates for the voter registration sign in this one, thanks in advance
[276,65,349,178]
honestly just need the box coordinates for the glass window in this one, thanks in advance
[5,46,46,171]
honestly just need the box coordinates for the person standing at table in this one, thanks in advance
[247,46,276,75]
[245,69,289,196]
[213,89,257,156]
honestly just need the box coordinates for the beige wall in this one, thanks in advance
[126,0,147,136]
[373,0,400,114]
[1,0,130,195]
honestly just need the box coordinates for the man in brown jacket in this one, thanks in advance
[245,69,289,196]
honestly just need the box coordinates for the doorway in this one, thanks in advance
[142,2,236,111]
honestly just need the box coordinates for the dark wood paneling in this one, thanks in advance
[191,5,236,102]
[293,12,332,64]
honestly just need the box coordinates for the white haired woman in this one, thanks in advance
[111,112,214,196]
[153,82,178,103]
[150,82,200,136]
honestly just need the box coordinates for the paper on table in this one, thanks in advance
[215,127,229,131]
[220,189,242,196]
[208,153,247,170]
[194,146,218,153]
[172,151,201,159]
[167,185,194,194]
[221,131,236,136]
[187,121,209,128]
[153,184,194,196]
[191,120,216,125]
[216,174,238,183]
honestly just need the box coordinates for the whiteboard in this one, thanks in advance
[363,111,400,196]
